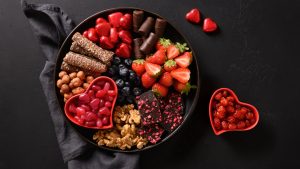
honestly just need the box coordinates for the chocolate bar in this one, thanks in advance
[133,10,144,33]
[138,124,164,144]
[138,17,155,37]
[72,32,114,65]
[139,32,158,55]
[155,18,167,38]
[133,38,144,59]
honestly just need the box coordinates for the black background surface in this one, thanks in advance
[1,0,300,169]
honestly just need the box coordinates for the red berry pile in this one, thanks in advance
[211,90,257,131]
[67,79,117,128]
[83,12,133,58]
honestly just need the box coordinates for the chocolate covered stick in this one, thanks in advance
[72,32,114,65]
[133,38,144,59]
[61,61,98,76]
[138,17,155,37]
[133,10,144,33]
[140,33,158,55]
[155,18,167,38]
[70,42,90,56]
[63,52,107,73]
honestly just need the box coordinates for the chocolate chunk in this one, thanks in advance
[133,38,144,59]
[155,18,167,38]
[133,10,144,33]
[138,17,155,37]
[136,91,162,125]
[139,32,158,55]
[138,124,164,144]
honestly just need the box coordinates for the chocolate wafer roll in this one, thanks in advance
[155,18,167,38]
[133,10,144,33]
[70,42,90,56]
[63,52,107,73]
[138,17,155,37]
[72,32,114,65]
[133,38,144,59]
[61,61,99,76]
[140,32,158,55]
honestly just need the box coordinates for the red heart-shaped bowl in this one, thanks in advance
[209,88,259,135]
[64,76,117,129]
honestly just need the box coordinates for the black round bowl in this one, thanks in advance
[54,7,200,152]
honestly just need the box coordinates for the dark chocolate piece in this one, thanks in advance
[138,17,155,37]
[133,38,144,59]
[138,124,164,144]
[139,32,158,55]
[155,18,167,37]
[136,91,162,125]
[133,10,144,33]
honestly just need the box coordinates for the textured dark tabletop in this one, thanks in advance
[1,0,300,168]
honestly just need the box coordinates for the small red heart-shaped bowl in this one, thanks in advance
[64,76,117,129]
[209,88,259,135]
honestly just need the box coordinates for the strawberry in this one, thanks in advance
[110,27,119,44]
[164,60,177,72]
[99,36,114,49]
[152,83,168,97]
[145,62,162,77]
[203,18,218,32]
[175,52,192,68]
[120,13,132,30]
[167,42,189,59]
[132,59,145,76]
[159,72,173,87]
[185,8,201,24]
[146,49,166,65]
[173,81,196,95]
[170,68,190,83]
[108,12,123,28]
[96,17,107,25]
[118,30,132,44]
[115,43,131,58]
[95,22,111,37]
[141,72,156,88]
[156,38,171,50]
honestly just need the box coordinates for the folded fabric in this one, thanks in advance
[21,0,139,168]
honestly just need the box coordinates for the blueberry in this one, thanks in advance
[133,87,142,96]
[117,95,125,104]
[121,86,131,96]
[113,57,121,65]
[134,76,141,86]
[112,65,119,75]
[124,59,133,67]
[119,67,129,77]
[115,79,124,88]
[107,67,116,76]
[126,95,135,104]
[119,64,126,69]
[124,81,130,87]
[128,72,136,82]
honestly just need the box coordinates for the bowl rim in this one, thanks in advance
[54,7,201,152]
[209,88,260,135]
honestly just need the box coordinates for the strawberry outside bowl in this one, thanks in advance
[209,88,259,135]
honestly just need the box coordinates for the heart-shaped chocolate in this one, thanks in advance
[64,76,118,129]
[209,88,259,135]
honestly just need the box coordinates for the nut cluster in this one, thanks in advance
[56,71,95,102]
[93,104,147,150]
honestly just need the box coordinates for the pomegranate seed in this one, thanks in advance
[103,82,110,91]
[96,120,103,127]
[91,85,101,91]
[96,90,107,98]
[221,121,228,129]
[98,107,110,116]
[215,111,225,119]
[68,104,76,114]
[108,96,114,102]
[79,93,90,103]
[99,99,105,107]
[90,98,100,110]
[96,81,105,86]
[80,114,87,122]
[87,90,95,98]
[105,101,112,108]
[228,123,237,130]
[226,96,234,102]
[102,116,109,125]
[86,112,98,121]
[76,107,86,116]
[85,121,96,127]
[107,90,116,96]
[80,104,91,111]
[237,121,246,129]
